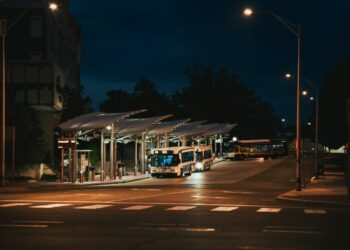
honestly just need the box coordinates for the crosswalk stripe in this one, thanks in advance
[166,206,196,211]
[210,206,239,212]
[75,204,112,210]
[31,204,72,209]
[257,208,281,213]
[304,209,327,214]
[0,203,32,207]
[122,205,154,210]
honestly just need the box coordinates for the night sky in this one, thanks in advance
[70,0,350,125]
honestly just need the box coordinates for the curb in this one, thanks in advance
[276,195,350,207]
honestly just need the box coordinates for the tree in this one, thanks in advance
[100,89,133,113]
[6,103,46,170]
[61,85,94,122]
[174,65,279,138]
[131,77,171,116]
[319,58,350,148]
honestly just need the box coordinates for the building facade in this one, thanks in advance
[0,0,82,165]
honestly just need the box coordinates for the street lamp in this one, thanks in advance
[302,90,308,96]
[244,8,302,190]
[1,2,58,186]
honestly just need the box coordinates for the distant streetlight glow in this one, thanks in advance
[281,118,286,122]
[307,122,312,126]
[302,90,308,96]
[310,96,314,101]
[243,8,253,16]
[49,3,58,11]
[285,73,292,78]
[106,125,112,130]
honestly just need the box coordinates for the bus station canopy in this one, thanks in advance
[146,119,190,136]
[59,110,146,132]
[113,115,172,136]
[202,123,237,137]
[59,111,235,139]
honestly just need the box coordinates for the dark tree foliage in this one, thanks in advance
[100,89,133,113]
[61,85,94,122]
[100,66,279,139]
[7,103,46,169]
[100,77,171,116]
[173,65,279,138]
[319,58,350,149]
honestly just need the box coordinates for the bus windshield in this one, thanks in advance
[151,154,179,167]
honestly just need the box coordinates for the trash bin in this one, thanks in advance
[117,162,125,178]
[89,167,95,181]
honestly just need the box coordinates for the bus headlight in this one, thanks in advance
[196,162,204,170]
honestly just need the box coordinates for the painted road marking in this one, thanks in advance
[122,205,154,210]
[31,204,72,209]
[128,226,215,232]
[0,203,32,207]
[304,209,327,214]
[166,206,196,211]
[75,204,112,210]
[132,188,160,191]
[210,206,239,212]
[257,208,282,213]
[13,220,63,224]
[0,224,48,228]
[263,226,319,234]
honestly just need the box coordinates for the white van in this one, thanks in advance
[150,147,196,177]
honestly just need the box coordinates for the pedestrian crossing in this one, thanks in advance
[0,202,334,215]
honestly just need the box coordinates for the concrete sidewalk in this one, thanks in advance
[0,174,151,192]
[278,170,350,206]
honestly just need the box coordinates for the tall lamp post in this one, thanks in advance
[244,8,302,190]
[0,2,58,186]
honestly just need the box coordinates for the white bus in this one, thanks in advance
[195,146,213,171]
[150,147,196,177]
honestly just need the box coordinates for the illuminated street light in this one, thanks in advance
[244,7,302,191]
[281,118,286,122]
[308,122,312,126]
[285,73,292,78]
[302,90,308,96]
[243,8,253,16]
[49,3,58,11]
[310,96,314,101]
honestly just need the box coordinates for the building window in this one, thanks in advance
[30,16,43,38]
[30,51,43,61]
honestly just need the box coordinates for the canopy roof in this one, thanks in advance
[146,119,190,136]
[113,115,172,136]
[202,123,237,137]
[59,110,145,132]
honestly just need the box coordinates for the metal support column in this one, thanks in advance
[100,131,105,182]
[110,124,114,180]
[60,148,64,183]
[134,138,138,176]
[72,143,77,183]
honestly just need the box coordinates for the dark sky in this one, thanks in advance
[70,0,350,125]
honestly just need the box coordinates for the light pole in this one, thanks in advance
[244,8,302,190]
[0,2,58,186]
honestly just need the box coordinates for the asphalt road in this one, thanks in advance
[0,158,349,250]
